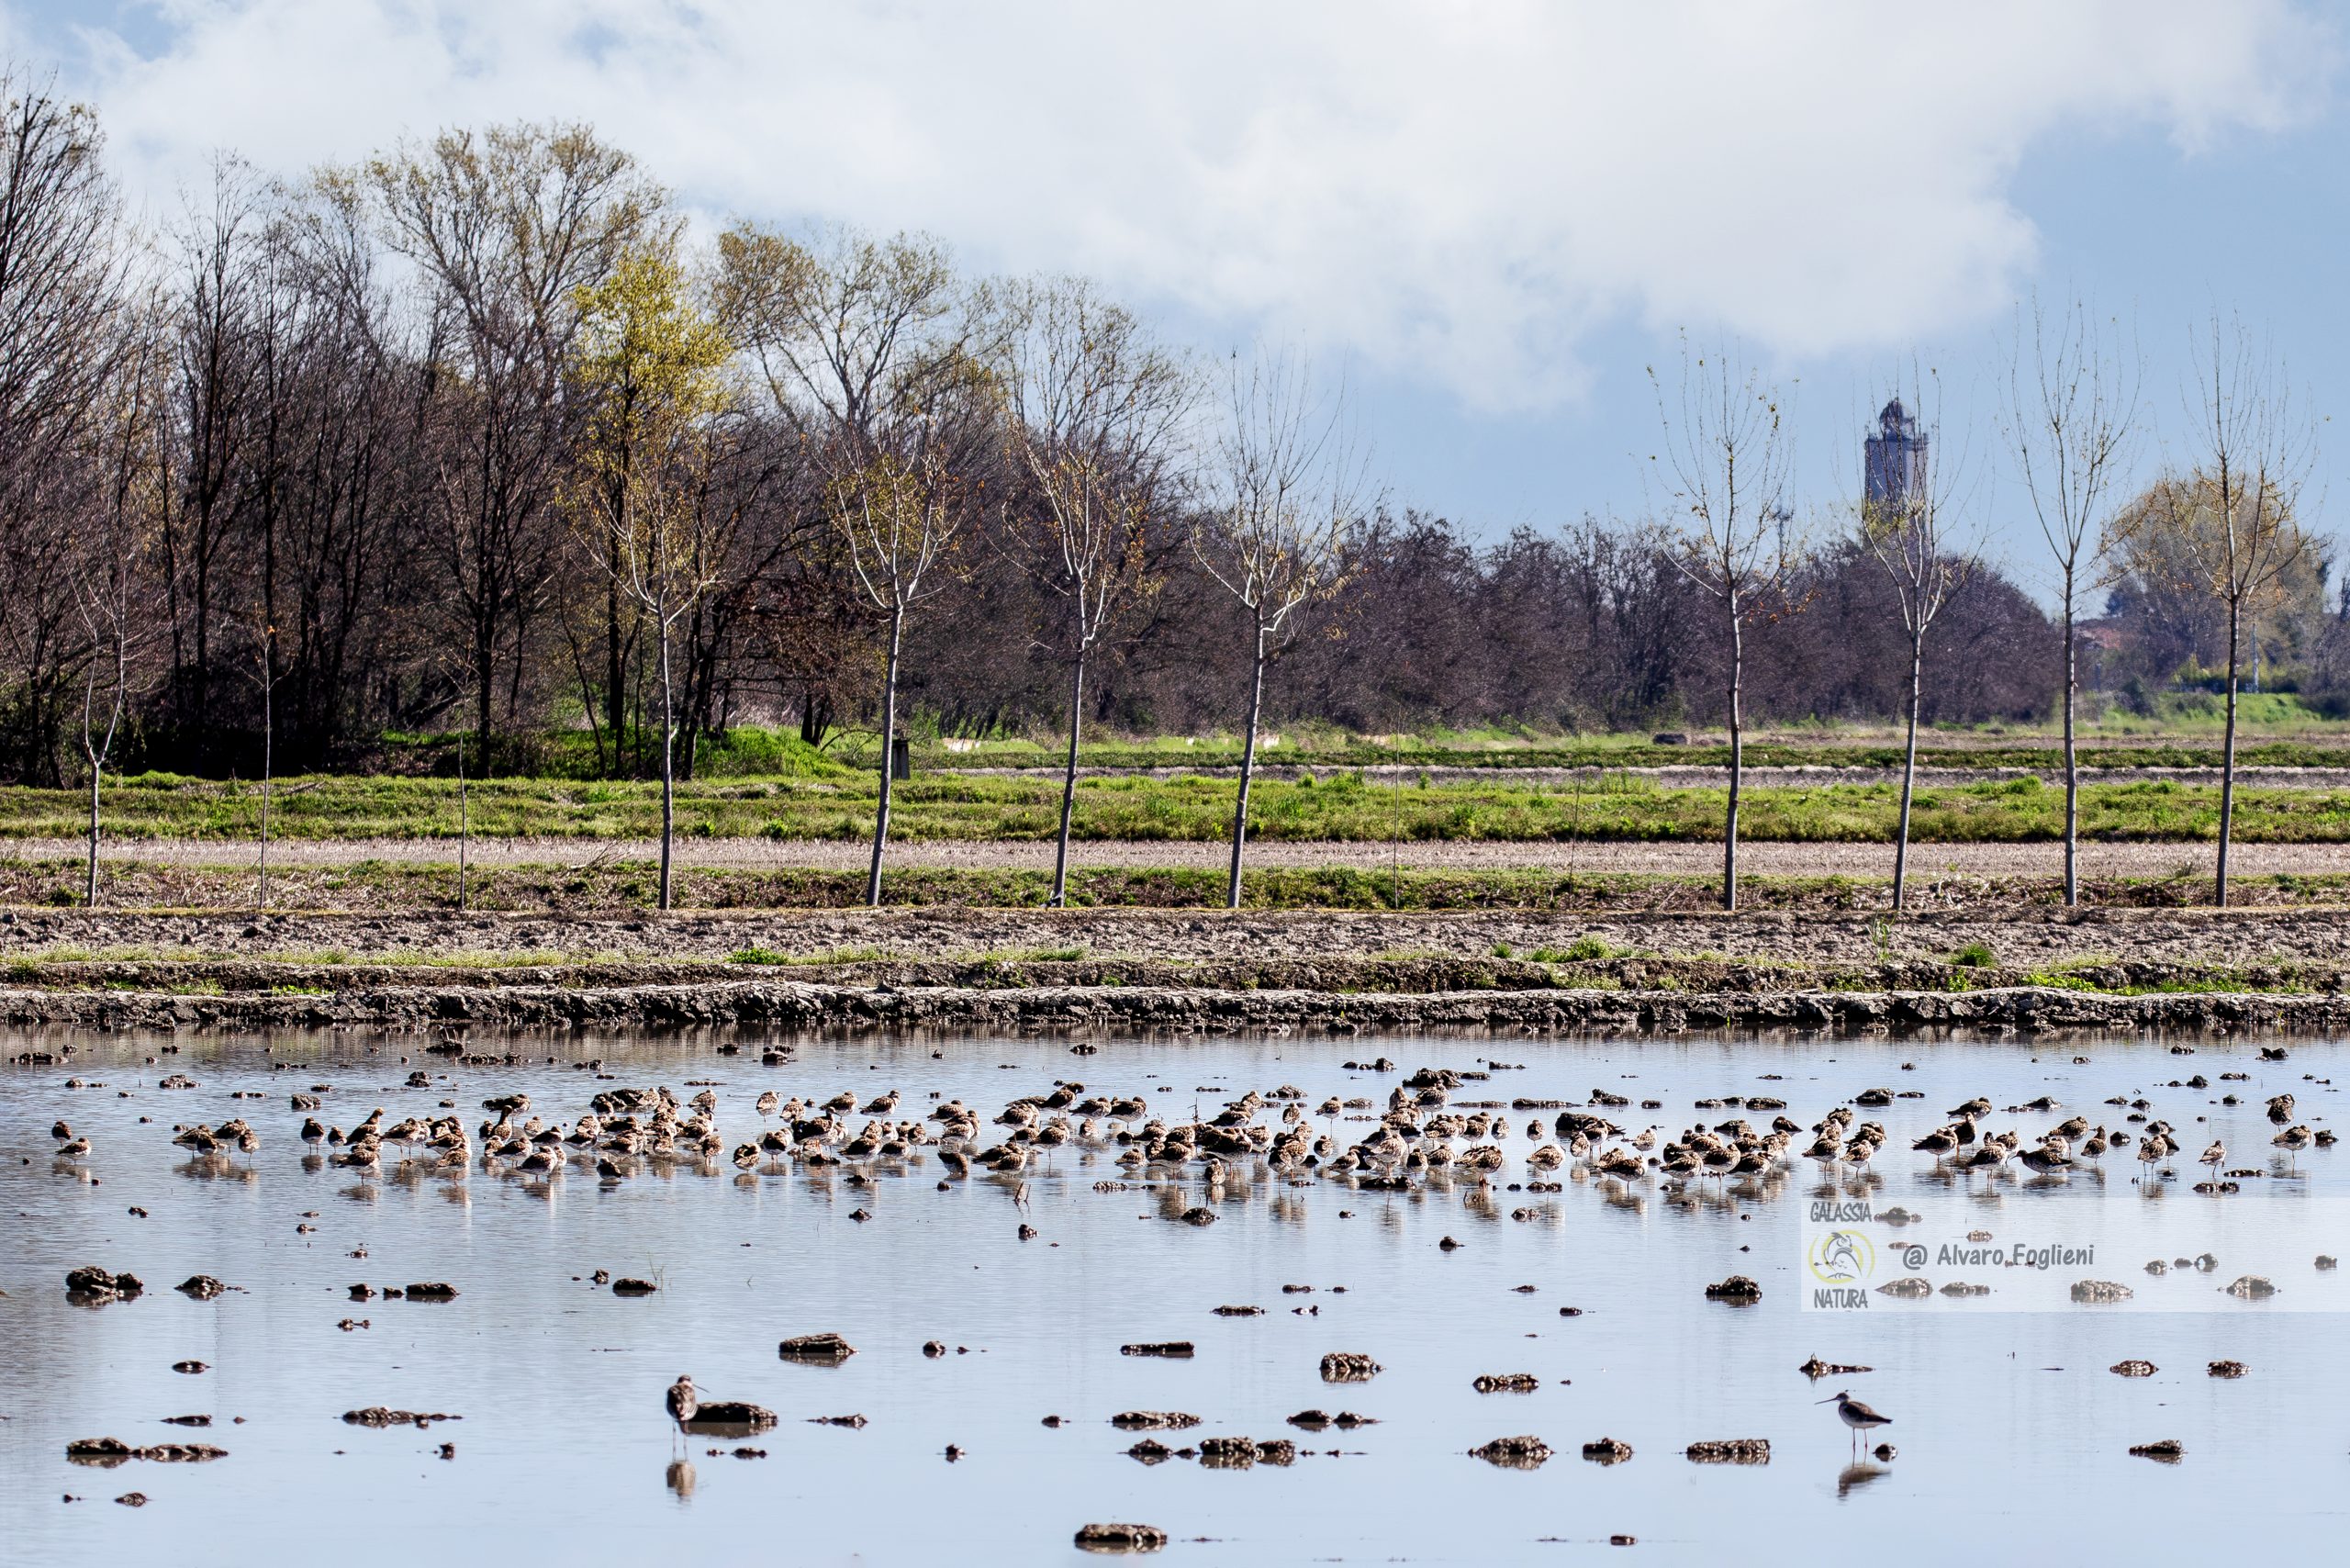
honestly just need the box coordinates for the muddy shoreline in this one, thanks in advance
[3,974,2343,1039]
[6,903,2345,1038]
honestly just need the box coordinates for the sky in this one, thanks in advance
[4,0,2344,592]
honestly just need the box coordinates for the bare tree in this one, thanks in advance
[75,296,163,905]
[1649,340,1797,912]
[2003,297,2139,906]
[1000,278,1188,905]
[1192,350,1362,909]
[1859,376,1977,912]
[367,123,661,752]
[832,435,962,906]
[2109,315,2314,906]
[0,68,131,780]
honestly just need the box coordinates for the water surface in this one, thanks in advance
[3,1026,2344,1563]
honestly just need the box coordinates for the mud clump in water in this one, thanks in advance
[64,1266,143,1303]
[2130,1439,2186,1462]
[1196,1434,1294,1468]
[1112,1411,1200,1430]
[1288,1409,1375,1428]
[1074,1521,1168,1553]
[175,1274,229,1300]
[342,1407,461,1428]
[2208,1360,2249,1378]
[66,1438,228,1465]
[403,1282,459,1301]
[1470,1434,1551,1468]
[2223,1276,2277,1300]
[1685,1439,1771,1464]
[1798,1357,1871,1377]
[1319,1351,1381,1383]
[1120,1341,1194,1359]
[1875,1278,1932,1299]
[1582,1437,1634,1464]
[1473,1372,1539,1393]
[683,1402,779,1432]
[611,1278,657,1295]
[2110,1360,2157,1377]
[777,1332,856,1363]
[2070,1280,2133,1304]
[1704,1275,1762,1303]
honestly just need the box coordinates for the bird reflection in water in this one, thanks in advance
[1838,1461,1888,1497]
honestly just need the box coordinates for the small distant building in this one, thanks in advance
[1863,398,1929,516]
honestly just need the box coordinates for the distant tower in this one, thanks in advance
[1863,398,1929,517]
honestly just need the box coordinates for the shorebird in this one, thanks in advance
[2273,1124,2313,1173]
[2017,1141,2073,1177]
[1818,1390,1892,1454]
[2199,1140,2226,1174]
[666,1374,698,1450]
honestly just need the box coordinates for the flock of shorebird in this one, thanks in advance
[50,1053,2326,1197]
[47,1043,2334,1471]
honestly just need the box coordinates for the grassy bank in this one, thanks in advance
[12,855,2350,914]
[22,769,2350,844]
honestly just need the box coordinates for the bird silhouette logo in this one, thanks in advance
[1808,1229,1875,1283]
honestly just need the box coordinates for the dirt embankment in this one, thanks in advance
[6,901,2346,967]
[2,971,2343,1040]
[1,903,2345,1039]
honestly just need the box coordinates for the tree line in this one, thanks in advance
[0,72,2334,909]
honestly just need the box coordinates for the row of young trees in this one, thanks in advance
[1656,308,2322,912]
[0,70,2330,911]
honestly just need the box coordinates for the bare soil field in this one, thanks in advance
[5,897,2344,969]
[11,834,2317,877]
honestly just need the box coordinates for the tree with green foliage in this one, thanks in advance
[569,244,733,910]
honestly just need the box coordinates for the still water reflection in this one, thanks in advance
[3,1027,2345,1564]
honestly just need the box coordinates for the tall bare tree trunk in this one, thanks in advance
[1893,633,1924,912]
[456,734,469,913]
[1051,653,1085,908]
[605,571,625,777]
[657,598,676,912]
[259,659,273,912]
[85,757,102,906]
[1226,623,1269,911]
[1722,607,1743,913]
[2061,579,2079,907]
[867,603,903,908]
[82,651,120,910]
[2218,598,2242,908]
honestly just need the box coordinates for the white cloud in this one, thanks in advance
[8,0,2335,409]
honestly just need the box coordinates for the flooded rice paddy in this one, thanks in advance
[4,1025,2347,1563]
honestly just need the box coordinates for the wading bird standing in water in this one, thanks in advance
[1818,1390,1892,1455]
[666,1374,698,1450]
